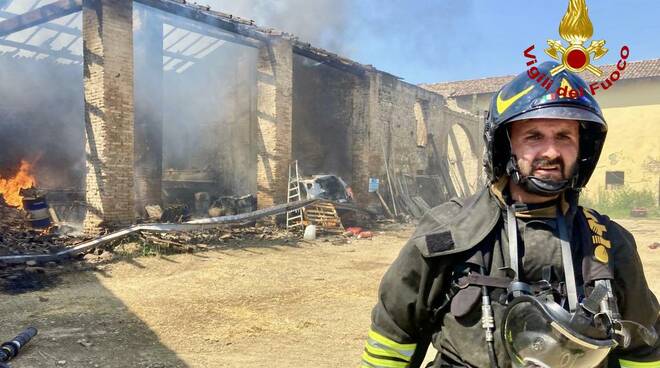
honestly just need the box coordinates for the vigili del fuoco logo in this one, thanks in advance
[522,0,629,98]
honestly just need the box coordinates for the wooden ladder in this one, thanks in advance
[286,160,304,231]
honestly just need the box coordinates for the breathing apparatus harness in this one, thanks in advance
[453,204,658,368]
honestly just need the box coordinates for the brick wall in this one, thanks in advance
[83,0,135,232]
[292,55,359,182]
[256,37,293,208]
[348,72,482,209]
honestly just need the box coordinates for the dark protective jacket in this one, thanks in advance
[361,184,659,368]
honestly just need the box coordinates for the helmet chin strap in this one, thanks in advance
[506,156,571,197]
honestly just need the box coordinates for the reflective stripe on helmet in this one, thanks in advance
[361,328,415,368]
[619,359,660,368]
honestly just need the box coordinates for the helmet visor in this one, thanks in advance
[502,297,617,368]
[507,106,606,128]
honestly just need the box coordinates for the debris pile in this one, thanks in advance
[0,197,71,257]
[131,224,298,254]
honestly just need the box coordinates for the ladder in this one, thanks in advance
[286,160,304,230]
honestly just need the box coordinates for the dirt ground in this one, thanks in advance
[1,219,659,368]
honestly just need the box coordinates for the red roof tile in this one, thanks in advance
[421,59,660,97]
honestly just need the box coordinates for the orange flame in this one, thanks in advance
[0,160,37,208]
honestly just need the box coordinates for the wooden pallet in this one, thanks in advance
[304,201,344,233]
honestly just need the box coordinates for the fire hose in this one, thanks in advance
[0,327,38,368]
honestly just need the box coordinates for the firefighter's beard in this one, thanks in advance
[518,157,575,182]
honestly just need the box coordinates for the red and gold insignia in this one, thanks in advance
[545,0,608,77]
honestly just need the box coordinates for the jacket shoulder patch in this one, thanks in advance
[426,231,454,254]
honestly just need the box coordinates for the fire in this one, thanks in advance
[0,160,36,208]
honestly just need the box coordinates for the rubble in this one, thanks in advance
[0,197,72,257]
[160,204,191,223]
[0,194,379,291]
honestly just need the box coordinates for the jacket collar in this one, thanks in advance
[446,185,502,252]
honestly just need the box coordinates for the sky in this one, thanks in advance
[203,0,660,84]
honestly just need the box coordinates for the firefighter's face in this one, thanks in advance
[509,119,579,182]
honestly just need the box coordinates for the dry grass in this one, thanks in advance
[1,220,657,367]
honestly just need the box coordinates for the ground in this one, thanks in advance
[1,219,659,368]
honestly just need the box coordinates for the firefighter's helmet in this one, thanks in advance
[484,61,607,195]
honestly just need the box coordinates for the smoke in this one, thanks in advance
[198,0,351,54]
[198,0,479,82]
[339,1,478,82]
[134,3,259,200]
[0,9,84,189]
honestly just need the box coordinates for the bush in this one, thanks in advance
[580,186,659,218]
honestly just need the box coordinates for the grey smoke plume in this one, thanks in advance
[198,0,351,54]
[199,0,478,82]
[0,8,84,189]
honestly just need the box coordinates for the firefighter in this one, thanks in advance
[361,61,659,368]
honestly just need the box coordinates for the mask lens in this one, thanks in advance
[503,298,615,368]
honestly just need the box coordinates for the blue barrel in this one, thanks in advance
[22,196,52,228]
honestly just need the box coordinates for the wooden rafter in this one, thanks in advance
[0,37,81,62]
[0,10,80,38]
[0,0,82,38]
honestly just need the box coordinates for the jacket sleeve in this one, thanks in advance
[362,214,456,368]
[606,220,660,368]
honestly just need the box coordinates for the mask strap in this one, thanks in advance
[506,205,519,281]
[557,208,579,312]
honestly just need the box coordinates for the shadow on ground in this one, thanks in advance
[0,266,188,368]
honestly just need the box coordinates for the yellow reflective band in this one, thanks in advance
[368,329,416,353]
[365,341,411,362]
[619,359,660,368]
[361,351,409,368]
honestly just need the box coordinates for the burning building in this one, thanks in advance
[0,0,481,233]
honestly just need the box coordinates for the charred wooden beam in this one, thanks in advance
[134,0,374,77]
[0,37,81,62]
[161,14,261,49]
[0,0,82,38]
[0,10,80,37]
[163,49,201,67]
[135,0,266,44]
[292,45,367,77]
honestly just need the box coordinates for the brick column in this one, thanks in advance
[256,37,293,208]
[349,72,374,206]
[351,71,381,206]
[134,8,163,215]
[82,0,135,232]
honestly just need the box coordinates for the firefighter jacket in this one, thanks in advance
[361,182,660,368]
